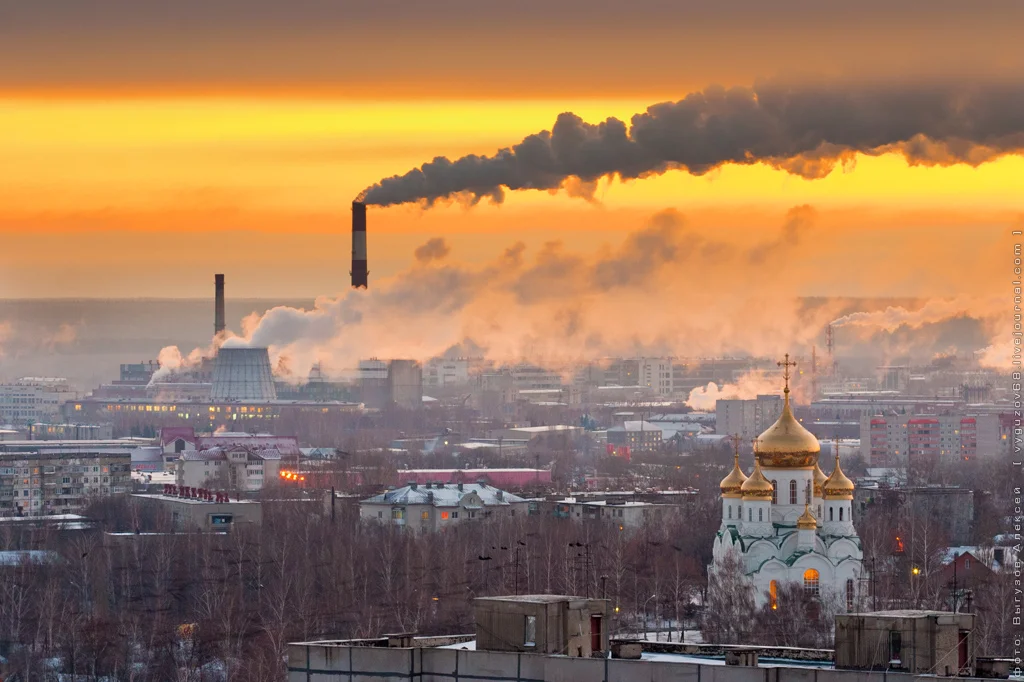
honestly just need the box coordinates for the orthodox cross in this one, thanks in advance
[777,353,797,394]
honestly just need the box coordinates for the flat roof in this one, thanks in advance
[475,594,598,604]
[132,493,259,505]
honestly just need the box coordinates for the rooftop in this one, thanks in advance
[362,483,526,507]
[132,493,259,505]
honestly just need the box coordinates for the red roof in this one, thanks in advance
[159,426,197,446]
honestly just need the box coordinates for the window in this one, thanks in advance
[748,508,752,522]
[524,615,537,646]
[789,480,797,505]
[803,568,820,596]
[771,480,778,504]
[829,507,834,521]
[805,485,811,504]
[846,579,855,611]
[210,514,233,525]
[769,580,778,610]
[441,511,449,520]
[421,511,429,520]
[889,631,902,662]
[727,506,732,519]
[964,557,970,569]
[452,511,459,519]
[839,508,844,521]
[818,505,822,519]
[758,508,763,522]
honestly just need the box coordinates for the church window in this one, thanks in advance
[805,485,811,504]
[748,508,752,522]
[789,480,797,505]
[818,505,822,519]
[771,480,777,504]
[758,508,763,522]
[846,579,855,610]
[829,507,834,521]
[769,580,778,610]
[839,508,844,521]
[803,568,820,596]
[728,505,732,519]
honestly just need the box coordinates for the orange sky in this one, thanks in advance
[2,0,1023,299]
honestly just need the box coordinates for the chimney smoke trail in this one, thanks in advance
[356,80,1024,207]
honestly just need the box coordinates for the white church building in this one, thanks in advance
[710,355,863,609]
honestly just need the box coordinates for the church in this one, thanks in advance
[710,355,863,609]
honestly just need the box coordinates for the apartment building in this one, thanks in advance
[0,446,131,516]
[860,413,984,467]
[360,482,528,530]
[0,378,78,425]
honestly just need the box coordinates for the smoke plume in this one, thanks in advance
[357,80,1024,206]
[414,238,451,264]
[685,371,785,411]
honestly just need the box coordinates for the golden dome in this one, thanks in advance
[740,460,774,499]
[719,452,748,497]
[823,454,855,500]
[813,463,828,497]
[796,503,818,530]
[755,354,820,468]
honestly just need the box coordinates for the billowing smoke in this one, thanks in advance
[148,340,221,385]
[831,297,983,332]
[153,206,1008,380]
[685,371,784,411]
[357,80,1024,206]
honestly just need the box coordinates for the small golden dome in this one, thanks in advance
[720,452,748,497]
[823,454,855,500]
[813,463,828,497]
[740,460,774,499]
[796,503,818,530]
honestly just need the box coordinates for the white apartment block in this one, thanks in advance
[424,359,470,387]
[0,378,78,425]
[639,358,675,395]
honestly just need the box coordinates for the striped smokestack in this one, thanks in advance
[351,201,368,288]
[214,274,226,335]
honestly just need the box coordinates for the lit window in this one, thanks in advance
[421,511,429,520]
[803,568,820,596]
[441,511,449,520]
[769,580,778,610]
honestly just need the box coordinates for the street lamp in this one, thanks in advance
[641,594,656,640]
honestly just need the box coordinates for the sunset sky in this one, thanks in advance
[2,0,1023,299]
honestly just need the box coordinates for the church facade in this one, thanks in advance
[710,355,863,609]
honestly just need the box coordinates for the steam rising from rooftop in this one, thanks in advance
[357,80,1024,206]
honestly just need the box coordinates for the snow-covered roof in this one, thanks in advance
[362,483,525,507]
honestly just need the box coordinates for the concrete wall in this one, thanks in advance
[474,598,610,656]
[287,643,955,682]
[836,613,975,676]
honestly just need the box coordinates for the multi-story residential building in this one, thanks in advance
[0,378,79,425]
[860,413,984,467]
[360,482,527,530]
[0,446,131,516]
[606,423,663,452]
[716,399,756,440]
[639,357,675,395]
[547,496,671,530]
[175,445,282,492]
[424,358,471,387]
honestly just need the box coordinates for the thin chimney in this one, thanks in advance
[351,202,368,288]
[215,274,226,335]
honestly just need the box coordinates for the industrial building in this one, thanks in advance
[209,346,278,401]
[606,423,663,452]
[360,482,528,530]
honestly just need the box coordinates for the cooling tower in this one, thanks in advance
[351,201,368,288]
[210,347,277,401]
[214,274,226,335]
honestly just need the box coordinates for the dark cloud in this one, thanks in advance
[359,81,1024,206]
[2,1,1022,93]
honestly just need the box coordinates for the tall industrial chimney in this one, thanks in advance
[214,274,226,335]
[351,201,368,288]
